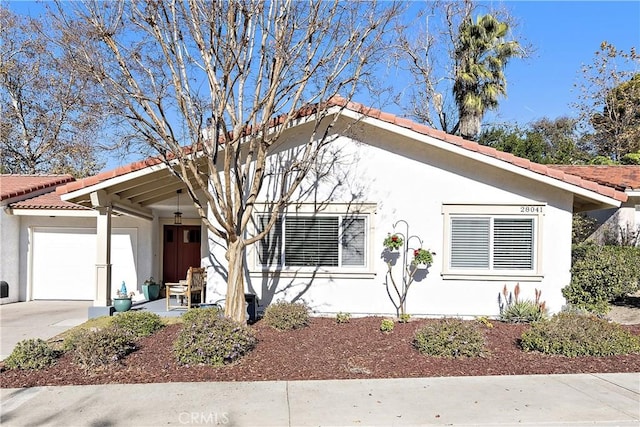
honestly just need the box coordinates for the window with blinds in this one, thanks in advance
[450,216,534,271]
[258,214,366,268]
[493,218,534,269]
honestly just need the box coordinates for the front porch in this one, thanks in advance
[105,295,260,322]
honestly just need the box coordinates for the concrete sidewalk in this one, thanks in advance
[0,301,91,360]
[1,373,638,426]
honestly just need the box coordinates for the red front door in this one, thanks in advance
[163,225,202,283]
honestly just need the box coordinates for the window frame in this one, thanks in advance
[250,203,376,278]
[442,204,545,281]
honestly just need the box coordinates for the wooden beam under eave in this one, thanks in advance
[117,176,182,200]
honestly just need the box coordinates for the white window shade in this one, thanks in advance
[258,214,367,268]
[493,218,534,269]
[285,217,339,266]
[258,216,282,266]
[341,217,365,266]
[451,218,490,269]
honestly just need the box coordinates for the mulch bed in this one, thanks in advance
[2,317,639,388]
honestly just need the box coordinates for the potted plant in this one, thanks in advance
[113,282,134,312]
[411,248,433,267]
[113,290,134,312]
[142,277,160,301]
[383,233,403,251]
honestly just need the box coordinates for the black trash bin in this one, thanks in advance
[0,281,8,298]
[245,293,258,323]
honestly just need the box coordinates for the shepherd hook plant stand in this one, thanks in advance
[382,219,434,317]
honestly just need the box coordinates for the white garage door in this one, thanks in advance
[32,228,138,300]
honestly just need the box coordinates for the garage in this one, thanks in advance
[31,227,138,300]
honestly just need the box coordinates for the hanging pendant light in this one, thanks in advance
[174,189,183,225]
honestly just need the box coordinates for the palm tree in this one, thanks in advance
[453,14,521,140]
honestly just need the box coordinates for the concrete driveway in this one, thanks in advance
[0,301,91,360]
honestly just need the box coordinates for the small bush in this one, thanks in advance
[521,312,640,357]
[263,301,310,331]
[499,284,547,323]
[500,300,547,323]
[72,327,137,369]
[380,318,394,333]
[413,318,486,358]
[4,339,59,370]
[181,306,223,324]
[336,312,351,324]
[475,316,494,328]
[174,311,256,366]
[398,314,411,323]
[563,243,640,313]
[111,311,164,339]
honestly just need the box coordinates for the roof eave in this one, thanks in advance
[7,208,97,217]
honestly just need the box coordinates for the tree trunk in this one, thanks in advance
[459,111,481,140]
[224,239,247,324]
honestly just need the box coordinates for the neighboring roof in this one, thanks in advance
[1,174,75,202]
[56,96,628,208]
[0,174,90,211]
[549,165,640,192]
[10,190,91,211]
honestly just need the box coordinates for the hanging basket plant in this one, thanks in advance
[383,233,403,251]
[412,248,433,266]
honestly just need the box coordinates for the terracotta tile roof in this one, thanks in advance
[1,174,75,201]
[10,190,91,210]
[0,174,90,210]
[548,165,640,191]
[57,158,163,195]
[55,96,629,204]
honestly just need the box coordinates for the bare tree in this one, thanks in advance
[53,0,400,322]
[574,42,639,161]
[0,7,106,176]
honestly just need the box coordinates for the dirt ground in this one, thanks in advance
[608,292,640,325]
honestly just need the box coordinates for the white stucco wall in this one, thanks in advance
[205,122,577,318]
[0,209,21,304]
[586,196,639,245]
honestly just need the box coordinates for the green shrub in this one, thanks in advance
[181,306,223,324]
[500,300,547,323]
[174,311,256,366]
[72,327,137,369]
[111,311,164,339]
[521,312,640,357]
[475,316,494,328]
[413,318,486,358]
[4,339,59,370]
[336,312,351,324]
[398,314,411,323]
[380,318,394,333]
[499,284,548,323]
[263,301,310,331]
[563,243,640,313]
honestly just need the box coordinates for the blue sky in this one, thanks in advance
[483,1,639,126]
[5,1,639,169]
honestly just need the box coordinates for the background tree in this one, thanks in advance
[477,124,545,163]
[0,7,106,177]
[478,117,587,164]
[54,0,399,322]
[395,0,524,139]
[589,73,640,161]
[574,42,639,162]
[453,13,521,140]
